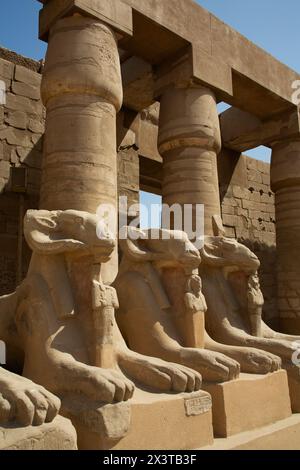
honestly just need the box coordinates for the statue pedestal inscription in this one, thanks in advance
[203,370,291,438]
[76,389,214,450]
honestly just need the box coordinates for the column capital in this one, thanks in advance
[41,16,123,111]
[271,139,300,193]
[38,0,133,41]
[158,86,221,155]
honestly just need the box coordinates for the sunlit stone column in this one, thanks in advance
[271,139,300,333]
[40,15,123,283]
[158,86,222,237]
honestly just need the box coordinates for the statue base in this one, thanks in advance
[286,366,300,412]
[73,389,214,450]
[202,413,300,450]
[203,370,291,438]
[0,416,77,450]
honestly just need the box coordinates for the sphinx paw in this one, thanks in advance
[0,374,60,426]
[119,353,202,393]
[56,361,135,403]
[180,348,240,383]
[242,350,282,374]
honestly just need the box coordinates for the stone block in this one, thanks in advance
[12,81,40,101]
[0,127,31,147]
[257,160,270,174]
[222,205,235,216]
[0,58,14,80]
[16,146,30,162]
[236,207,248,217]
[249,191,260,202]
[15,64,41,88]
[74,389,213,450]
[31,133,43,146]
[203,371,291,438]
[10,148,18,165]
[248,169,263,184]
[222,214,239,227]
[28,117,45,134]
[5,110,27,129]
[2,143,12,162]
[232,185,249,200]
[222,196,239,207]
[262,173,270,185]
[0,160,10,179]
[202,414,300,450]
[39,0,133,40]
[261,192,273,204]
[0,416,77,450]
[246,157,258,171]
[6,92,35,113]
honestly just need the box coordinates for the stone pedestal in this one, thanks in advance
[0,416,77,450]
[286,366,300,413]
[203,370,291,438]
[158,86,222,236]
[75,389,214,450]
[202,414,300,450]
[271,140,300,331]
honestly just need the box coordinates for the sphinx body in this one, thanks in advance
[115,227,282,383]
[200,235,300,365]
[0,209,203,428]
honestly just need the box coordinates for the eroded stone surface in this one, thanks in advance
[0,416,77,450]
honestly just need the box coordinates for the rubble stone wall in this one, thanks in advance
[0,48,44,294]
[218,148,277,324]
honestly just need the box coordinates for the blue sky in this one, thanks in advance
[1,0,298,225]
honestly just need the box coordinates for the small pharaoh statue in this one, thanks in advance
[92,266,119,370]
[183,275,207,349]
[247,272,264,337]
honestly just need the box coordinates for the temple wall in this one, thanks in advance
[0,48,44,294]
[0,48,277,323]
[218,149,277,324]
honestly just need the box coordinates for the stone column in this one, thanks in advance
[271,139,300,333]
[40,15,123,283]
[158,86,222,236]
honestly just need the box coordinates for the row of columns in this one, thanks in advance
[41,14,222,276]
[40,13,299,331]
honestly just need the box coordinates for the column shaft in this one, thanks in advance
[40,16,123,283]
[271,140,300,333]
[158,87,222,236]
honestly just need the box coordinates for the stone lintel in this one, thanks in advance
[39,0,300,118]
[122,56,154,111]
[38,0,133,41]
[135,45,232,103]
[220,106,300,152]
